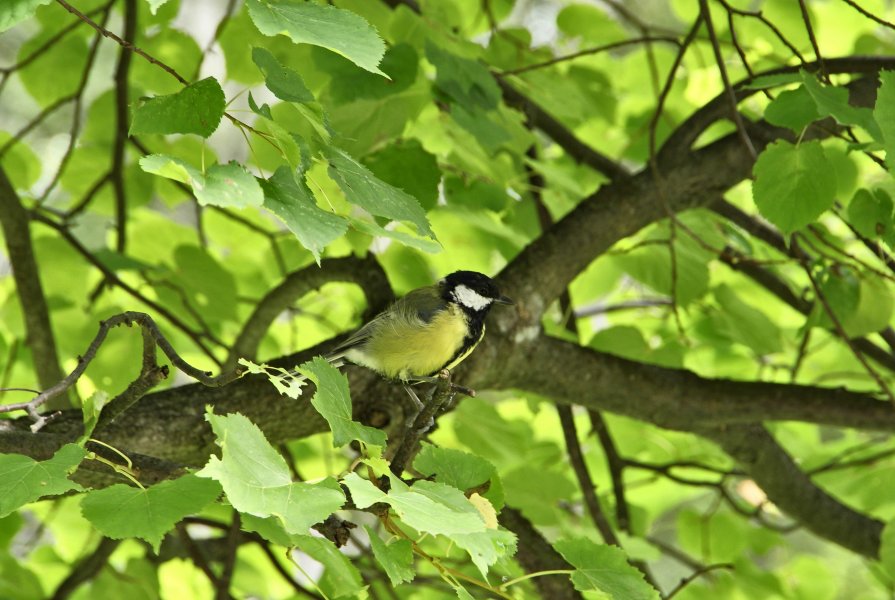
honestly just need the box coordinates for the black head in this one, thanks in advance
[439,271,514,313]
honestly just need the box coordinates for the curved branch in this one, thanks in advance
[223,256,392,371]
[701,424,882,557]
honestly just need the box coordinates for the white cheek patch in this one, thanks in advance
[452,284,493,311]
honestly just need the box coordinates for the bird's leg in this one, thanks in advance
[401,383,425,414]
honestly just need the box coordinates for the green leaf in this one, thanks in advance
[80,474,221,552]
[145,0,172,15]
[297,356,387,448]
[842,277,893,337]
[0,0,51,33]
[138,154,203,186]
[611,238,709,305]
[293,535,365,598]
[413,445,495,492]
[801,71,882,141]
[0,444,86,517]
[251,47,314,103]
[363,140,440,212]
[343,473,487,536]
[261,167,348,262]
[875,70,895,175]
[847,188,895,245]
[364,525,415,587]
[348,218,442,253]
[130,77,226,138]
[317,43,419,104]
[713,284,783,355]
[194,162,264,208]
[452,526,517,578]
[328,148,434,238]
[425,41,500,111]
[764,87,820,132]
[246,0,386,75]
[197,410,345,534]
[752,140,837,234]
[554,538,659,600]
[450,103,512,154]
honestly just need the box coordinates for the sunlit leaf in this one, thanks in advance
[554,538,659,599]
[197,410,345,534]
[0,445,85,517]
[80,475,221,552]
[297,356,386,448]
[752,140,837,233]
[130,78,225,138]
[246,0,386,75]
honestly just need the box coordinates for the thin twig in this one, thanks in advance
[665,563,734,599]
[498,36,681,76]
[0,312,242,431]
[699,0,756,160]
[588,411,631,531]
[111,0,136,253]
[557,405,620,545]
[50,537,121,600]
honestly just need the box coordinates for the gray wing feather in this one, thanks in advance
[328,286,445,354]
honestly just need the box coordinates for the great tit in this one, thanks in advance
[327,270,513,383]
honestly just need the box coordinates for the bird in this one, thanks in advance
[330,270,513,384]
[297,271,513,411]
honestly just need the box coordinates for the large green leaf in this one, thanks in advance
[296,356,387,448]
[328,148,434,238]
[801,72,882,141]
[343,473,487,536]
[752,140,837,234]
[130,77,226,138]
[0,444,85,517]
[365,525,415,587]
[197,410,345,534]
[140,155,263,209]
[246,0,386,75]
[554,538,659,600]
[251,47,314,103]
[80,475,222,552]
[293,535,365,598]
[0,0,51,32]
[194,162,264,208]
[765,87,820,133]
[847,188,895,246]
[713,284,783,355]
[413,444,493,487]
[261,167,348,262]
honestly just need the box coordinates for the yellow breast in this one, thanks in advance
[345,305,470,380]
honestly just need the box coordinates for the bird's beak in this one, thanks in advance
[496,295,514,306]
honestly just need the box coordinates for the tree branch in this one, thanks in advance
[0,168,69,410]
[224,256,392,372]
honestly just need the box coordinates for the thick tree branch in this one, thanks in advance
[701,424,882,557]
[498,507,582,600]
[505,335,895,433]
[0,168,69,410]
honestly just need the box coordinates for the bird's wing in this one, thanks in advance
[328,286,445,354]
